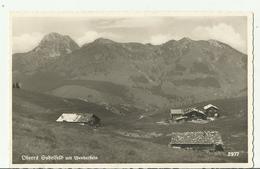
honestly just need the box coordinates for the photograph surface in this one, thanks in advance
[11,12,253,167]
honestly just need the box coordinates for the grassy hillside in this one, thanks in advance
[13,35,248,114]
[12,89,248,163]
[13,73,171,111]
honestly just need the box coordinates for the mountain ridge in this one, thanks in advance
[13,32,247,109]
[13,32,246,57]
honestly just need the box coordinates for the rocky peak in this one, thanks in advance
[33,32,79,57]
[41,32,65,41]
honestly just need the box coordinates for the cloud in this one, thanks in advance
[76,31,120,45]
[149,33,184,45]
[76,31,100,45]
[12,32,44,53]
[149,34,172,45]
[192,23,246,53]
[99,17,164,29]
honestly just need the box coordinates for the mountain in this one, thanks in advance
[33,32,79,57]
[12,33,247,110]
[13,32,79,73]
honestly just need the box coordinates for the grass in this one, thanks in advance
[12,89,248,163]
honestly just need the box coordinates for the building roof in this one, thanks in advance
[184,108,207,116]
[56,113,95,123]
[203,104,219,110]
[169,131,223,145]
[170,109,184,115]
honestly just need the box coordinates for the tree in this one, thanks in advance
[15,82,21,89]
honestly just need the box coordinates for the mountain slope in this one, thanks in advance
[13,32,79,74]
[12,33,247,109]
[12,89,248,163]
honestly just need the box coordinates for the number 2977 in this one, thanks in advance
[227,152,239,157]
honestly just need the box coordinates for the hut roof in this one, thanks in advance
[170,109,184,115]
[203,104,219,110]
[184,108,207,116]
[169,131,223,145]
[56,113,95,123]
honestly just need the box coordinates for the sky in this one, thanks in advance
[12,15,248,53]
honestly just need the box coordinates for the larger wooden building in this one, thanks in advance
[169,131,224,151]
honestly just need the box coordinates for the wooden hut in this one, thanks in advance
[170,109,184,120]
[183,108,207,121]
[169,131,224,151]
[203,104,219,117]
[56,113,101,126]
